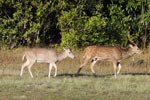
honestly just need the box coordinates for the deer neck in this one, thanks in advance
[122,48,135,59]
[57,52,67,61]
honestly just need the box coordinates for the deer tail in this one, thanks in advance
[82,49,87,58]
[22,53,26,61]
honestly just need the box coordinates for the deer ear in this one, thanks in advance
[63,47,66,51]
[129,44,133,48]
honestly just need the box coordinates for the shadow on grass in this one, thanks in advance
[57,72,150,78]
[121,72,150,76]
[57,73,113,78]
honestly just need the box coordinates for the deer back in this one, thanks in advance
[25,48,58,63]
[83,46,122,61]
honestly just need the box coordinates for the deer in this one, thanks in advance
[20,47,75,78]
[77,31,143,78]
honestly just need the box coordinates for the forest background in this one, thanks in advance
[0,0,150,49]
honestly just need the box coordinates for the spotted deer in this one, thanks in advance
[77,32,143,78]
[20,47,74,78]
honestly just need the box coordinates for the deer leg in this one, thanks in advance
[90,60,97,75]
[77,58,90,74]
[20,59,30,77]
[131,56,135,66]
[52,63,57,77]
[27,61,34,78]
[48,63,53,78]
[113,62,117,78]
[117,62,122,75]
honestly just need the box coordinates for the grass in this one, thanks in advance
[0,48,150,100]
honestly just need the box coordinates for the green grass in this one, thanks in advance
[1,75,150,100]
[0,48,150,100]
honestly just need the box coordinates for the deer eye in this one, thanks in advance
[68,52,71,54]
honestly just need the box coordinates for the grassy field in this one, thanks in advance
[0,48,150,100]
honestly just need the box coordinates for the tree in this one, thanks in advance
[0,0,61,48]
[0,0,150,49]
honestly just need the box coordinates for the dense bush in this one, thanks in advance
[0,0,150,48]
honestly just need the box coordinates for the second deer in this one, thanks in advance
[77,32,143,78]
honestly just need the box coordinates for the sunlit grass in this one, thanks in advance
[0,48,150,100]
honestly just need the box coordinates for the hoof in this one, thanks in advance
[74,73,80,77]
[93,73,97,77]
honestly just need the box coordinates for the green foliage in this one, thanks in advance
[0,0,150,48]
[58,3,107,47]
[0,0,59,48]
